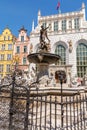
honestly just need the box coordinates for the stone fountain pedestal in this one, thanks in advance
[37,63,49,79]
[27,51,61,87]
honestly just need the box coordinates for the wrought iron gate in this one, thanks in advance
[0,80,87,130]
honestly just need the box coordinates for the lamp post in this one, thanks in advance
[57,70,66,129]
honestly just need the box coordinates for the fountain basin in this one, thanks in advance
[27,52,61,64]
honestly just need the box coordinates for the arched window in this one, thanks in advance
[77,43,87,77]
[55,45,66,65]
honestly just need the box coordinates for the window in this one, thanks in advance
[24,46,27,53]
[0,64,3,72]
[74,18,79,30]
[4,36,6,40]
[54,21,58,32]
[7,54,12,60]
[42,22,47,29]
[16,46,20,53]
[0,54,4,60]
[55,45,66,65]
[77,43,87,77]
[23,57,26,64]
[8,36,10,40]
[48,23,52,31]
[69,20,72,29]
[21,36,24,42]
[62,19,66,32]
[2,44,5,50]
[6,64,11,72]
[8,44,12,50]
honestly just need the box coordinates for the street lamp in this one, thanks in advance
[56,70,66,129]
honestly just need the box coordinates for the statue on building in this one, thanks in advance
[68,40,73,53]
[29,43,33,53]
[39,25,50,51]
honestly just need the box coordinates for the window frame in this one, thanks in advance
[16,46,20,53]
[54,21,58,32]
[21,36,24,42]
[23,46,27,53]
[23,57,26,64]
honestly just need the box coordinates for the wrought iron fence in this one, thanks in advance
[27,88,87,130]
[0,81,87,130]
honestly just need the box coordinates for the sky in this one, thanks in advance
[0,0,87,36]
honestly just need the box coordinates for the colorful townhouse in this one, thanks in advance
[14,26,30,73]
[0,27,15,78]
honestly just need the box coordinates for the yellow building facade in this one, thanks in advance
[0,28,14,78]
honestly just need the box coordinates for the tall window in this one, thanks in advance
[55,45,66,65]
[42,22,47,29]
[24,46,27,53]
[62,19,66,32]
[8,36,10,40]
[8,44,12,50]
[23,57,26,64]
[0,64,3,72]
[74,18,79,30]
[6,64,11,72]
[16,46,20,53]
[48,23,52,31]
[54,21,58,32]
[4,36,6,40]
[0,54,4,60]
[21,36,24,42]
[7,54,12,60]
[77,43,87,77]
[2,44,5,50]
[68,20,72,29]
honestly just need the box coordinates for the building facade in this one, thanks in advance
[30,3,87,84]
[14,26,30,72]
[0,28,14,78]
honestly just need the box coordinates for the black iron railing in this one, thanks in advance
[27,88,87,130]
[0,81,87,130]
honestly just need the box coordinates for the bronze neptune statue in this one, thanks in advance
[39,25,50,51]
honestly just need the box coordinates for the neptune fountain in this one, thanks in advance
[27,25,61,86]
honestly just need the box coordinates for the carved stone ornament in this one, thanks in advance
[68,40,73,53]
